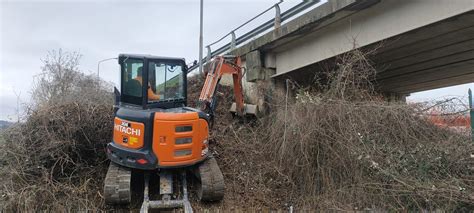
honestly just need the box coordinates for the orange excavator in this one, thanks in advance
[104,54,256,212]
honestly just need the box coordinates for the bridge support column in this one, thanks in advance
[245,50,275,82]
[384,92,407,102]
[241,50,278,114]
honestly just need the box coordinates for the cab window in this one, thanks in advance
[148,61,185,103]
[122,59,144,98]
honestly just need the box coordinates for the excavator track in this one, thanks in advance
[104,162,132,205]
[196,157,225,201]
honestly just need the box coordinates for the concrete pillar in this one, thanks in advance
[245,50,276,82]
[385,92,407,103]
[242,50,281,114]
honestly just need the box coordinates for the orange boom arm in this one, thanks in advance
[199,56,246,116]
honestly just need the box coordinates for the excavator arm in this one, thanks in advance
[198,55,256,119]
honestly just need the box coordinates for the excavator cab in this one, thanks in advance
[119,54,187,108]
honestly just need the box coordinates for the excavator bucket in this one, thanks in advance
[229,103,258,116]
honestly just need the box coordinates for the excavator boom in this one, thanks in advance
[199,55,257,117]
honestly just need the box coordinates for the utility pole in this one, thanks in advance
[13,90,21,123]
[469,89,473,142]
[198,0,204,75]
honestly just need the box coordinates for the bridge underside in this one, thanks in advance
[274,11,474,95]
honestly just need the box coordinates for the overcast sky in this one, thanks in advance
[1,0,473,121]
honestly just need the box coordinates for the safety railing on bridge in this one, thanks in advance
[188,0,321,72]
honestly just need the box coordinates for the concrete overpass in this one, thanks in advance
[222,0,474,104]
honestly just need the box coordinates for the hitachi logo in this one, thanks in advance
[114,124,141,136]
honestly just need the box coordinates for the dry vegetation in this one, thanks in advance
[192,49,474,211]
[0,50,113,211]
[263,49,474,210]
[1,49,473,211]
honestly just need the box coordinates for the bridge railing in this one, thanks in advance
[188,0,321,72]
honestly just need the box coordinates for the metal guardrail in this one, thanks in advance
[188,0,320,72]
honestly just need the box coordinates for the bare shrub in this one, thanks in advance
[0,50,113,211]
[267,100,473,210]
[323,48,378,101]
[263,49,474,210]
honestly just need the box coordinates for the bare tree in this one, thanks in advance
[32,49,82,105]
[31,49,112,106]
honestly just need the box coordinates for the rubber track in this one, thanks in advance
[104,162,132,204]
[197,157,225,201]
